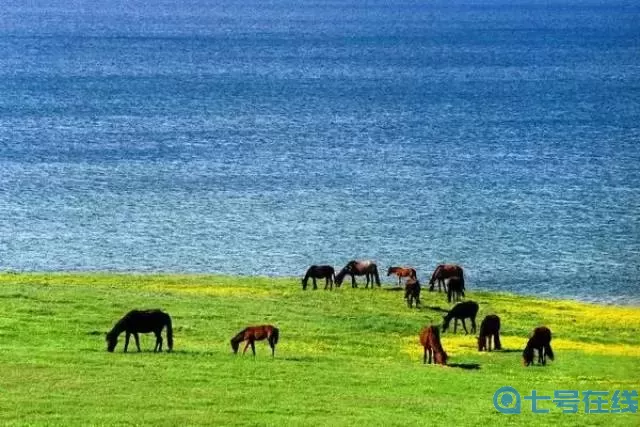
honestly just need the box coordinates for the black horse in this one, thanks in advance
[302,265,335,290]
[523,326,554,366]
[106,309,173,353]
[442,301,478,335]
[478,314,502,351]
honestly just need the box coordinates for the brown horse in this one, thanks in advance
[429,264,465,292]
[335,260,381,288]
[387,266,417,286]
[230,325,280,357]
[478,314,502,351]
[404,278,421,308]
[447,276,465,303]
[523,326,554,366]
[302,265,335,290]
[442,301,478,334]
[419,325,448,365]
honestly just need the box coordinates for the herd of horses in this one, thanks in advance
[105,261,554,368]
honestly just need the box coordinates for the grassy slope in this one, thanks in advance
[0,273,638,426]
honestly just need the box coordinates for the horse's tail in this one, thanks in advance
[411,268,417,279]
[373,265,381,286]
[544,342,554,361]
[270,327,280,345]
[165,314,174,351]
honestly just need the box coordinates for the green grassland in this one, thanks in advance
[0,273,638,426]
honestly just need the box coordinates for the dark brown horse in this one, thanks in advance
[419,325,448,365]
[230,325,280,357]
[302,265,335,290]
[429,264,465,292]
[387,266,417,286]
[523,326,554,366]
[478,314,502,351]
[404,278,421,308]
[106,309,173,353]
[442,301,478,334]
[447,276,465,303]
[335,260,381,288]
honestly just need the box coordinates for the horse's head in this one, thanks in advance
[435,351,448,365]
[230,339,240,354]
[105,332,118,352]
[522,346,534,366]
[441,314,451,333]
[477,335,485,351]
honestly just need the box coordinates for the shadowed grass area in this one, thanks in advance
[0,273,638,426]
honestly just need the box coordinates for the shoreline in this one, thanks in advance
[1,270,638,308]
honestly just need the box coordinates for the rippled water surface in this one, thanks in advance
[1,0,639,304]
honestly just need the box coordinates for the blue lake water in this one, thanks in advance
[1,0,639,304]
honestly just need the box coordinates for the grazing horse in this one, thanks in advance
[419,325,448,365]
[230,325,280,357]
[335,260,381,288]
[429,264,464,292]
[106,309,173,353]
[442,301,478,335]
[404,278,421,308]
[387,266,417,287]
[302,265,336,290]
[523,326,554,366]
[447,276,465,303]
[478,314,502,352]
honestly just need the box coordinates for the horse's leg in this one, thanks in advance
[269,338,276,357]
[154,331,163,352]
[428,348,433,364]
[462,319,469,335]
[488,336,492,352]
[134,333,141,352]
[242,341,251,355]
[423,346,427,364]
[351,274,356,288]
[453,319,458,334]
[250,341,256,356]
[312,277,317,290]
[124,332,130,353]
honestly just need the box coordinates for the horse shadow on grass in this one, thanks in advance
[447,363,481,370]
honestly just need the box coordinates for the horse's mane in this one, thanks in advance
[106,311,132,339]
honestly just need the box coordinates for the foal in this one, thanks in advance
[478,314,502,351]
[230,325,280,357]
[442,301,478,335]
[419,325,448,365]
[404,278,421,308]
[446,276,465,303]
[523,326,554,366]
